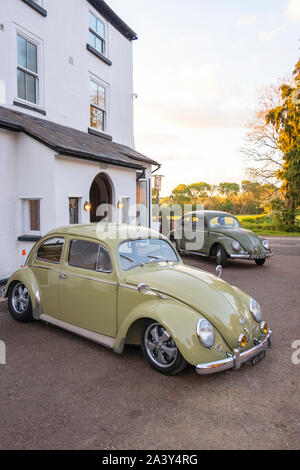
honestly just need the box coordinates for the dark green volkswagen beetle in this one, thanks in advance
[169,210,273,267]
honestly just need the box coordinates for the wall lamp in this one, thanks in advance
[84,201,91,211]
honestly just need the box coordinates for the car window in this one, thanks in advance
[209,216,240,229]
[36,238,65,264]
[68,240,112,273]
[118,238,179,271]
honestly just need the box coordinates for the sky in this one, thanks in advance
[108,0,300,195]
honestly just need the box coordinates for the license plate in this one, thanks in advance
[251,350,265,366]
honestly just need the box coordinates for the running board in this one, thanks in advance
[180,250,207,257]
[40,314,115,350]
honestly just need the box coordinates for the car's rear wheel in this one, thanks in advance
[215,244,228,267]
[255,258,266,266]
[141,320,187,375]
[8,282,34,322]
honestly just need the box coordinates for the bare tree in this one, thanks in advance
[241,78,292,184]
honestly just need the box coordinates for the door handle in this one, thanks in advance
[60,274,69,279]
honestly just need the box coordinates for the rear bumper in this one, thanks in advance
[196,332,272,375]
[230,252,273,260]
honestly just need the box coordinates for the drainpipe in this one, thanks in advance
[152,163,161,174]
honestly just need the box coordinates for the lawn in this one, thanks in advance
[237,214,300,237]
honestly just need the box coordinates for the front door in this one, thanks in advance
[59,238,117,337]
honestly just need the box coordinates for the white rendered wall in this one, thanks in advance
[0,129,151,278]
[0,0,135,147]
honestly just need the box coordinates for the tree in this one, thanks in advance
[172,184,192,206]
[218,182,240,197]
[189,182,211,204]
[266,59,300,225]
[241,80,290,182]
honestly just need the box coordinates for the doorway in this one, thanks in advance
[89,173,113,222]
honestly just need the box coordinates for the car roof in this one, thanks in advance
[184,210,234,219]
[46,223,164,245]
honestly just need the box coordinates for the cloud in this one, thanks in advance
[236,15,256,28]
[258,25,286,42]
[285,0,300,23]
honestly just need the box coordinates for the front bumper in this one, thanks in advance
[230,251,273,260]
[196,332,272,375]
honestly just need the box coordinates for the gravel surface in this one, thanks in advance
[0,241,299,450]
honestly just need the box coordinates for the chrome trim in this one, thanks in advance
[138,283,168,300]
[40,314,115,349]
[196,332,272,375]
[216,265,222,278]
[119,283,138,291]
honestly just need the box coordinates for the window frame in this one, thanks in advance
[69,197,81,225]
[17,34,39,105]
[88,11,106,56]
[67,239,113,274]
[14,28,44,109]
[35,237,65,265]
[21,198,41,236]
[89,79,107,132]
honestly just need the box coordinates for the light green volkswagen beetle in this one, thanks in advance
[169,210,273,267]
[1,224,272,376]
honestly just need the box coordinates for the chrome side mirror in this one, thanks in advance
[216,265,222,278]
[138,283,167,300]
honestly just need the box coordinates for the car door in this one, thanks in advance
[59,238,117,338]
[31,237,65,319]
[183,215,209,253]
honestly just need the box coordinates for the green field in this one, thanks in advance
[237,214,300,237]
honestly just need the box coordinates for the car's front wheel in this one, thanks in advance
[8,282,34,322]
[215,244,228,267]
[141,321,187,375]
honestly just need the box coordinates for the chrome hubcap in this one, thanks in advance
[216,249,222,264]
[144,323,178,368]
[12,283,29,314]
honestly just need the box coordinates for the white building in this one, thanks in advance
[0,0,159,284]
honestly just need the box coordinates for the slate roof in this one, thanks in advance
[0,106,159,170]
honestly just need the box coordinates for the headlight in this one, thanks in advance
[249,298,262,323]
[263,239,270,250]
[196,319,215,348]
[232,240,241,252]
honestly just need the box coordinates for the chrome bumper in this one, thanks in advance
[230,252,273,260]
[196,332,272,375]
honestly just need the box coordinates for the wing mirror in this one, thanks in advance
[216,265,222,278]
[138,283,167,300]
